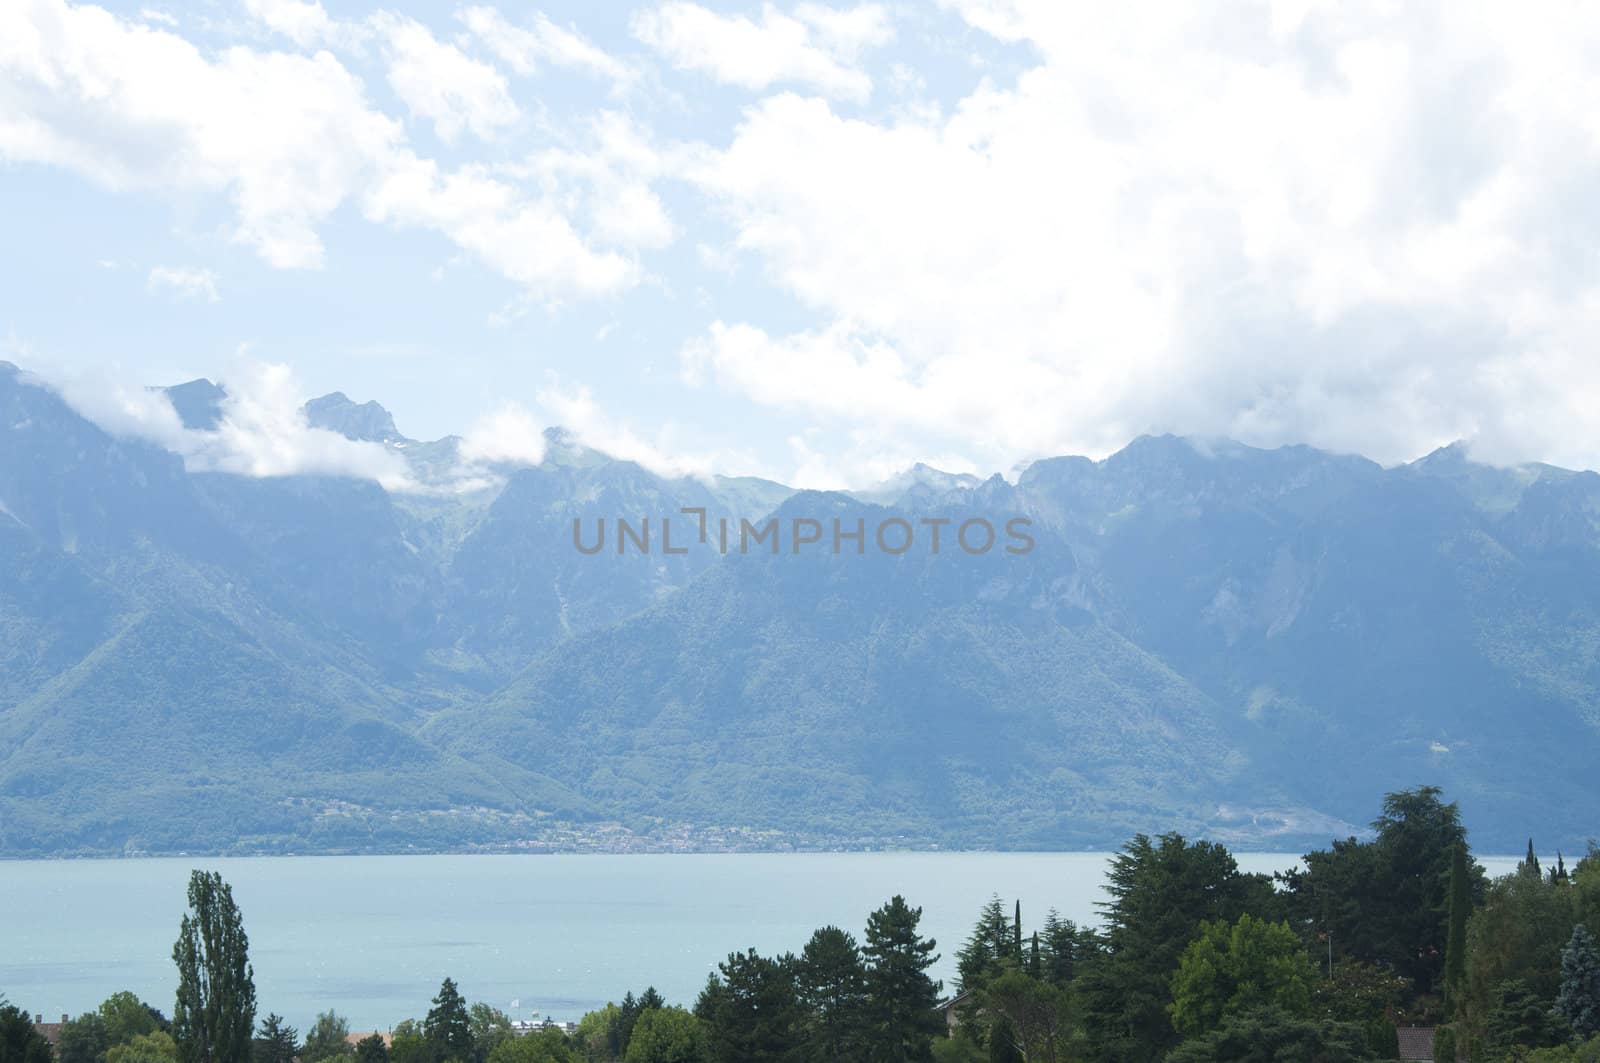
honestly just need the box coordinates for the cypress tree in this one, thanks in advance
[1028,933,1040,979]
[1444,843,1469,1012]
[173,870,257,1063]
[1012,901,1022,962]
[1522,839,1542,878]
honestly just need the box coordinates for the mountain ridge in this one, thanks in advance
[3,363,1598,855]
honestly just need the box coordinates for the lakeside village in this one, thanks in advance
[8,787,1600,1063]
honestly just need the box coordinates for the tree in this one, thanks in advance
[1526,841,1546,880]
[696,950,803,1063]
[1169,915,1314,1038]
[1164,1006,1374,1063]
[107,1032,178,1063]
[173,870,257,1063]
[302,1012,352,1063]
[957,898,1015,994]
[424,980,472,1063]
[1484,979,1566,1056]
[1078,833,1255,1062]
[466,1006,510,1063]
[1557,926,1600,1041]
[355,1035,389,1063]
[861,895,943,1063]
[252,1016,297,1063]
[388,1022,427,1063]
[979,971,1070,1063]
[485,1032,571,1063]
[1460,865,1577,1049]
[100,995,163,1046]
[1310,962,1409,1024]
[1037,912,1086,988]
[1283,787,1482,998]
[572,1006,619,1062]
[1445,843,1470,1013]
[796,926,867,1062]
[58,1012,113,1063]
[623,1009,702,1063]
[0,1003,54,1063]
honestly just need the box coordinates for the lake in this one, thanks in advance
[0,851,1524,1033]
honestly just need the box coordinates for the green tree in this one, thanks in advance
[695,949,802,1063]
[466,1007,510,1063]
[251,1016,297,1063]
[572,1006,619,1062]
[957,898,1016,994]
[622,1008,702,1063]
[354,1035,389,1063]
[796,925,867,1062]
[1169,915,1314,1038]
[388,1022,426,1063]
[1078,833,1255,1062]
[0,1004,54,1063]
[1557,926,1600,1041]
[1163,1006,1375,1063]
[1038,912,1086,988]
[485,1031,571,1063]
[424,980,472,1063]
[861,895,943,1063]
[978,971,1070,1063]
[107,1032,178,1063]
[1310,962,1409,1024]
[173,870,257,1063]
[302,1012,352,1063]
[1484,979,1566,1056]
[1461,866,1577,1048]
[57,1012,112,1063]
[99,995,163,1045]
[1444,843,1470,1014]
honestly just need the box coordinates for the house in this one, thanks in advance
[1398,1026,1435,1061]
[32,1015,68,1048]
[934,991,974,1033]
[344,1032,393,1049]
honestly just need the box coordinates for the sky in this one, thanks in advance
[4,0,1600,490]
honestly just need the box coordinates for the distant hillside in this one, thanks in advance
[2,360,1598,855]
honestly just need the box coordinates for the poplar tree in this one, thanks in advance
[1444,843,1469,1011]
[173,870,257,1063]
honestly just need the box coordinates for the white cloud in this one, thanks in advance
[0,0,648,302]
[148,265,219,302]
[48,361,420,490]
[242,0,333,47]
[459,6,634,88]
[632,2,890,102]
[138,7,175,26]
[458,405,548,467]
[375,13,519,143]
[682,2,1600,472]
[536,379,758,481]
[0,0,403,268]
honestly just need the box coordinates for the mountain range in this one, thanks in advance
[2,359,1597,856]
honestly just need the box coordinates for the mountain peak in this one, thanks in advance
[158,378,227,431]
[304,392,405,443]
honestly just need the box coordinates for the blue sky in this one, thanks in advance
[5,0,1600,488]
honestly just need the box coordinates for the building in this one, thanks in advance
[1398,1025,1435,1061]
[32,1015,68,1049]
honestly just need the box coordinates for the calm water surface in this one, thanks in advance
[0,852,1522,1033]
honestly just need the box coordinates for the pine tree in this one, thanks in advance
[1444,843,1469,1013]
[861,896,942,1063]
[423,979,471,1063]
[796,926,868,1063]
[173,870,257,1063]
[956,897,1012,993]
[252,1015,298,1063]
[1555,925,1600,1040]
